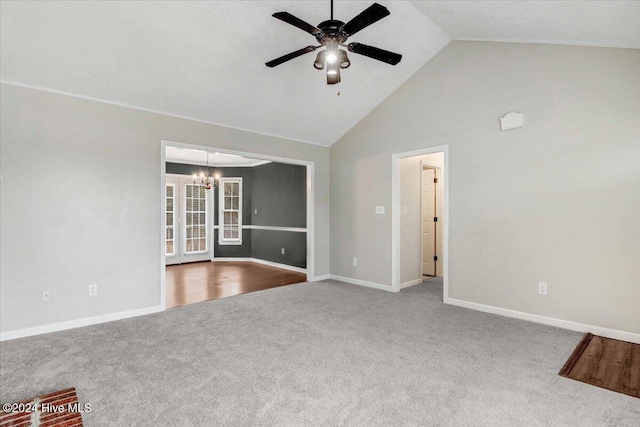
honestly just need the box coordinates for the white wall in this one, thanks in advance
[0,83,330,334]
[400,153,443,284]
[331,42,640,334]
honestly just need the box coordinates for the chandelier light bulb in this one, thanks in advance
[326,52,338,64]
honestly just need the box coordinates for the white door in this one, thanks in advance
[165,175,213,265]
[422,168,436,276]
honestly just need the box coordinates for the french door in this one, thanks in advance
[165,175,213,265]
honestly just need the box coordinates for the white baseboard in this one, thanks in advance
[329,274,396,292]
[446,297,640,345]
[212,257,307,274]
[400,278,423,289]
[312,274,330,281]
[0,305,164,342]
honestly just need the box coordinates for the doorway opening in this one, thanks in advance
[160,140,315,310]
[421,157,443,278]
[392,145,448,301]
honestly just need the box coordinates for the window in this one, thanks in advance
[218,178,242,245]
[165,184,175,256]
[184,183,208,253]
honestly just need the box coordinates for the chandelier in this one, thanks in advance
[192,152,221,191]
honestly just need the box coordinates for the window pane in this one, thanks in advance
[231,183,239,196]
[166,213,173,226]
[232,197,239,210]
[166,241,173,254]
[166,185,173,197]
[186,185,193,198]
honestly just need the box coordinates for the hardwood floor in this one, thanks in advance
[166,261,307,309]
[559,333,640,398]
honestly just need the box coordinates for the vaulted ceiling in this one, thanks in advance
[1,1,638,146]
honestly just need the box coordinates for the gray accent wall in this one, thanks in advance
[252,162,306,228]
[251,230,307,269]
[166,162,306,268]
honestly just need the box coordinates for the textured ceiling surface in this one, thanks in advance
[0,1,451,146]
[411,0,640,48]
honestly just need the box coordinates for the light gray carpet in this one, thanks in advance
[1,279,638,426]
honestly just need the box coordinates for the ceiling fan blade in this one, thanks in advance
[347,42,402,65]
[272,12,323,37]
[265,46,317,68]
[340,3,390,36]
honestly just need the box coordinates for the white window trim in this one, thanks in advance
[218,177,243,245]
[183,182,210,255]
[165,183,176,256]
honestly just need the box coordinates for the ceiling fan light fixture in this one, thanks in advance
[338,49,350,68]
[266,1,401,85]
[326,62,340,84]
[314,51,327,69]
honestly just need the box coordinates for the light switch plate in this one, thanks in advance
[375,206,385,214]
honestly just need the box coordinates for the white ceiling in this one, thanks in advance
[0,1,451,147]
[165,147,270,167]
[411,1,640,48]
[1,2,637,148]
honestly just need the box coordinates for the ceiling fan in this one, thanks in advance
[266,0,402,85]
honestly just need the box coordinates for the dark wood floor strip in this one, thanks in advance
[166,261,307,309]
[559,333,640,398]
[559,333,593,376]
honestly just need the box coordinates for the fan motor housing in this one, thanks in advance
[317,20,348,43]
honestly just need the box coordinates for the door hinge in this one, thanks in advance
[434,217,438,222]
[433,177,438,183]
[433,256,438,261]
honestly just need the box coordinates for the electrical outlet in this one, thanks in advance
[254,208,258,215]
[281,248,285,255]
[89,284,98,296]
[353,258,358,266]
[375,206,385,215]
[538,282,548,295]
[42,290,51,302]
